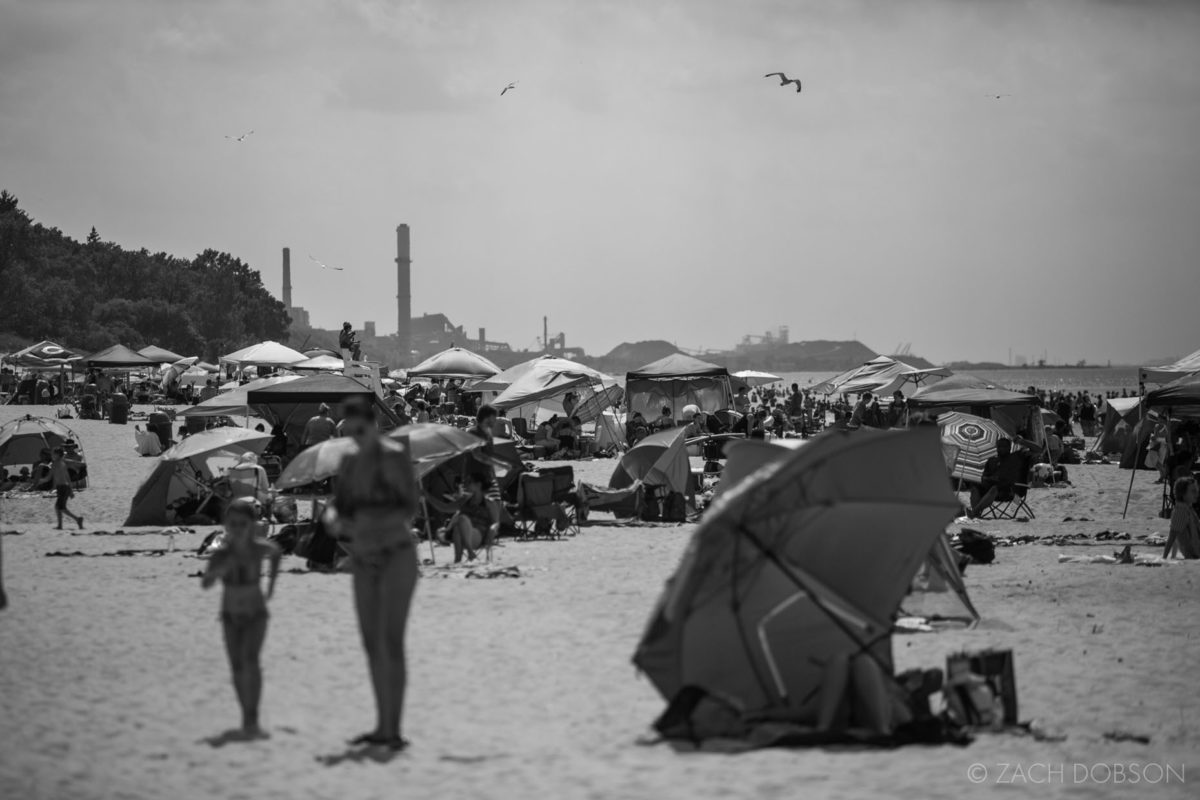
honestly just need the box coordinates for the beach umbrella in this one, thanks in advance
[138,345,185,364]
[221,340,306,367]
[472,355,590,393]
[9,340,83,368]
[290,354,345,372]
[303,348,340,359]
[609,427,691,496]
[0,415,82,466]
[124,427,272,526]
[275,423,487,490]
[937,411,1006,484]
[733,370,782,388]
[408,347,501,380]
[633,428,961,734]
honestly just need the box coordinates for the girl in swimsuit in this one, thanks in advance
[201,497,281,738]
[333,399,419,751]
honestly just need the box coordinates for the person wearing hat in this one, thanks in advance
[302,403,338,448]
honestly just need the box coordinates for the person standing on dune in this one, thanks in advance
[51,448,83,530]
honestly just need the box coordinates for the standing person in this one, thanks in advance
[302,404,338,447]
[1078,394,1097,437]
[201,498,281,738]
[332,400,420,751]
[1162,477,1200,559]
[51,448,83,530]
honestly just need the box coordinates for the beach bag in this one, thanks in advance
[953,529,995,565]
[662,492,687,523]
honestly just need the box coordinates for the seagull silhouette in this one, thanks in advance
[224,130,254,142]
[501,82,517,96]
[308,255,343,271]
[988,94,1012,99]
[764,72,802,93]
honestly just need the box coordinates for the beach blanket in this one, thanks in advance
[1057,553,1168,566]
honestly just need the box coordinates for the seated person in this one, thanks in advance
[554,415,582,454]
[627,412,650,445]
[769,406,793,436]
[0,469,13,492]
[428,474,500,563]
[30,449,54,491]
[1163,477,1200,559]
[652,406,675,430]
[533,418,561,454]
[684,409,726,438]
[968,438,1028,518]
[730,408,765,437]
[733,387,751,415]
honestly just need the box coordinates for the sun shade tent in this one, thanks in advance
[609,427,691,497]
[472,355,577,393]
[908,374,1042,446]
[0,416,84,467]
[245,373,399,449]
[84,344,158,369]
[492,359,622,425]
[220,341,306,368]
[408,347,501,380]
[124,427,273,526]
[178,375,302,418]
[625,354,733,420]
[733,370,782,389]
[137,345,185,364]
[1140,348,1200,386]
[7,340,83,368]
[1090,397,1141,455]
[633,428,964,741]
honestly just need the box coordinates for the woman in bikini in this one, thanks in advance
[332,400,420,751]
[201,497,281,738]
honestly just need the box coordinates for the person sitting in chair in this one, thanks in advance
[534,418,561,455]
[968,438,1027,518]
[652,406,675,431]
[627,412,650,446]
[430,473,499,564]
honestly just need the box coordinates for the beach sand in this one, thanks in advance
[1,405,1198,799]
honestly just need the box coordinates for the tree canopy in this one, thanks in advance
[0,191,289,360]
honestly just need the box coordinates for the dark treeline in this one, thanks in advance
[0,191,290,361]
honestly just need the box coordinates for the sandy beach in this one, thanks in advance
[1,404,1198,800]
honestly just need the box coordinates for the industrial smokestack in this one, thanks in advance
[395,224,411,366]
[282,247,292,309]
[479,328,486,348]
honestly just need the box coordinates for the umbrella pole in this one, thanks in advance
[421,497,436,564]
[1122,459,1138,519]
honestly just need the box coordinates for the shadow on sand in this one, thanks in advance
[314,744,407,767]
[201,728,271,748]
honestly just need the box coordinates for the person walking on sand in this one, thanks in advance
[201,497,282,738]
[51,448,83,530]
[331,399,420,751]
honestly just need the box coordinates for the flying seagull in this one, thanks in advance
[988,94,1012,99]
[764,72,802,93]
[308,254,343,271]
[501,82,517,96]
[225,130,254,142]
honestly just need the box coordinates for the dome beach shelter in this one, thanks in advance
[625,354,733,422]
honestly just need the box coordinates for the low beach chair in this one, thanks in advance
[542,465,581,535]
[511,473,564,539]
[976,455,1036,521]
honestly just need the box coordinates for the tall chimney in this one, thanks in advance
[282,247,292,309]
[543,316,549,353]
[395,224,411,366]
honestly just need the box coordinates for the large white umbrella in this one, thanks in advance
[733,370,782,388]
[408,347,501,380]
[221,341,306,367]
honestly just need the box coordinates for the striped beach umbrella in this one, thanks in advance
[938,411,1006,483]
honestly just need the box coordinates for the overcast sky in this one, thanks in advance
[2,0,1198,365]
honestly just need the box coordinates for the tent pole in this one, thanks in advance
[1122,457,1138,519]
[421,497,436,564]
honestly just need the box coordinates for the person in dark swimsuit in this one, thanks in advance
[201,497,281,739]
[332,399,420,751]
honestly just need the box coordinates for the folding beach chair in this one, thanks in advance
[976,454,1036,521]
[541,464,581,535]
[511,473,566,539]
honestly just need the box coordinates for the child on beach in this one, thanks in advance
[201,497,282,738]
[50,448,83,530]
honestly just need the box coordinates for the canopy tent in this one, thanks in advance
[178,375,301,418]
[1090,397,1141,455]
[1145,372,1200,414]
[0,415,84,467]
[408,347,501,380]
[1140,348,1200,386]
[220,341,306,368]
[245,373,398,457]
[1122,373,1200,517]
[137,345,186,364]
[633,428,963,743]
[609,427,691,498]
[810,356,895,395]
[814,357,951,398]
[908,374,1042,444]
[472,355,592,394]
[6,340,83,369]
[625,354,733,421]
[125,427,273,526]
[84,344,157,369]
[289,354,345,372]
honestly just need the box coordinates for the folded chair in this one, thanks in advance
[977,455,1036,521]
[511,473,566,539]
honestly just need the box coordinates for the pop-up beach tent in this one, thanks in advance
[633,427,964,745]
[1140,348,1200,386]
[1121,373,1200,517]
[492,360,621,423]
[1090,397,1141,455]
[625,354,732,421]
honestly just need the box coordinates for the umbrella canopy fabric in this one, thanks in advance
[245,373,374,405]
[938,411,1006,483]
[8,340,83,368]
[290,354,345,372]
[1140,347,1200,386]
[1145,372,1200,413]
[0,416,82,466]
[633,428,960,730]
[124,427,273,526]
[625,355,733,420]
[627,354,728,379]
[810,357,896,396]
[84,344,157,368]
[733,370,782,388]
[472,355,595,394]
[221,341,306,367]
[492,360,617,414]
[178,375,301,418]
[609,427,690,496]
[408,347,501,379]
[137,345,185,363]
[908,374,1035,409]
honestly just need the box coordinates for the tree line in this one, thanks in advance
[0,190,290,361]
